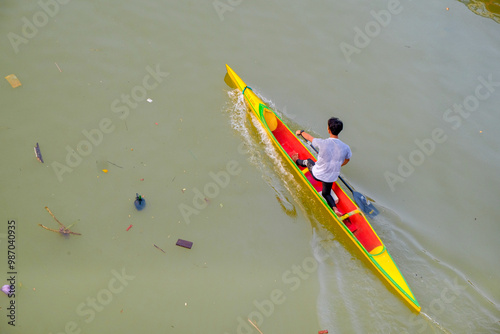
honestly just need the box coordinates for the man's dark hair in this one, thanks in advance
[328,117,343,135]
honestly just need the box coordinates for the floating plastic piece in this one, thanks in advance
[176,239,193,249]
[5,74,21,88]
[1,285,11,296]
[126,224,132,231]
[318,331,328,334]
[102,169,108,173]
[134,193,146,210]
[34,143,44,163]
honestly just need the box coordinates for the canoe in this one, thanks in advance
[224,64,421,313]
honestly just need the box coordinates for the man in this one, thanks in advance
[292,117,351,217]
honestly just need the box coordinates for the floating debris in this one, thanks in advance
[134,193,146,210]
[248,319,263,334]
[5,74,21,88]
[55,62,62,72]
[154,244,166,253]
[38,207,81,236]
[34,143,44,163]
[107,161,123,168]
[176,239,193,249]
[1,285,12,296]
[126,225,133,231]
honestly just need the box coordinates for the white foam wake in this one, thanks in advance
[224,88,301,216]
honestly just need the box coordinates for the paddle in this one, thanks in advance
[299,134,380,218]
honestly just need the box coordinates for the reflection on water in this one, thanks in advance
[458,0,500,23]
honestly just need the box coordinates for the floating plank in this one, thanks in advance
[176,239,193,249]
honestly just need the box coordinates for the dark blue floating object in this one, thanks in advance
[134,193,146,210]
[34,142,44,163]
[176,239,193,249]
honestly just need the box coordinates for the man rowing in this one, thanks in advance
[292,117,352,217]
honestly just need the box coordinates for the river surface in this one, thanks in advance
[1,0,499,333]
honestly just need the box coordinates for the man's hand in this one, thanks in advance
[297,130,314,143]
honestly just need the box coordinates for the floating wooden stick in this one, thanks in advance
[248,319,263,334]
[38,224,81,236]
[154,244,165,253]
[45,206,64,227]
[38,224,61,234]
[107,160,123,168]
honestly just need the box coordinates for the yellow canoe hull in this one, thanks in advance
[225,64,421,313]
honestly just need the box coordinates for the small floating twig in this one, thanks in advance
[107,161,123,168]
[154,244,166,253]
[248,319,263,334]
[45,206,64,227]
[39,206,81,236]
[55,62,62,72]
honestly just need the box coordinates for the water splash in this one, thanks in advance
[224,89,301,217]
[419,311,453,334]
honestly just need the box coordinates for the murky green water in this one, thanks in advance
[1,0,499,333]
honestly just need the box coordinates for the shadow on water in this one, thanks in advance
[458,0,500,23]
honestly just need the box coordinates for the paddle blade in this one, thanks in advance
[353,191,379,218]
[224,72,237,89]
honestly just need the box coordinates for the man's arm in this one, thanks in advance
[295,130,315,143]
